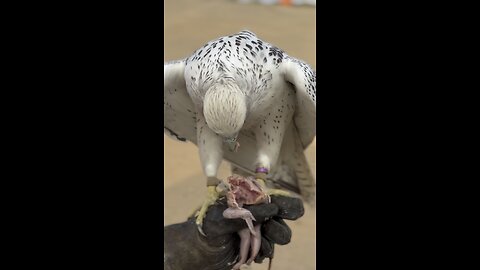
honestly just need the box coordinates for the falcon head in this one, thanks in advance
[203,80,246,151]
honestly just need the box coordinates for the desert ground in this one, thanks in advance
[164,1,316,269]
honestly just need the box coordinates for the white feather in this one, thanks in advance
[164,31,316,201]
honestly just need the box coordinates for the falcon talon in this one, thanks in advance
[196,224,207,237]
[195,185,220,236]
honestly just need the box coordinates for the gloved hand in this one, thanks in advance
[164,195,304,270]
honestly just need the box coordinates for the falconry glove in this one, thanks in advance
[163,196,304,270]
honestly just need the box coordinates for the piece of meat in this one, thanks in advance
[222,175,269,269]
[223,207,257,235]
[232,228,251,269]
[247,225,262,265]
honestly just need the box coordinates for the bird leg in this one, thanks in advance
[195,178,221,236]
[232,228,251,270]
[255,167,292,198]
[195,114,224,235]
[223,207,257,235]
[246,224,262,265]
[265,187,292,197]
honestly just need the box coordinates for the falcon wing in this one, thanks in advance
[264,57,317,204]
[280,57,316,149]
[164,60,198,143]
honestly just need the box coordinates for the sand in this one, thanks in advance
[164,1,316,269]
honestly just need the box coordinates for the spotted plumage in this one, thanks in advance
[164,30,316,203]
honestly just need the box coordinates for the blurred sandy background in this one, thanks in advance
[164,0,316,269]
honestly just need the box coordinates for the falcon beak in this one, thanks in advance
[225,136,240,152]
[228,141,240,152]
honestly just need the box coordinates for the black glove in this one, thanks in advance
[163,196,304,270]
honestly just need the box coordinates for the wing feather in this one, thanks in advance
[280,57,316,148]
[164,60,198,143]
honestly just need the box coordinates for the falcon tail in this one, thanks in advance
[271,125,316,206]
[289,134,316,206]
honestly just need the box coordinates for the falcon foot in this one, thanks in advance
[265,188,292,197]
[253,177,293,203]
[195,186,220,236]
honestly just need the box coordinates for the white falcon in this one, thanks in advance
[164,30,316,233]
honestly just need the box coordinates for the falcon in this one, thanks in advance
[164,30,316,234]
